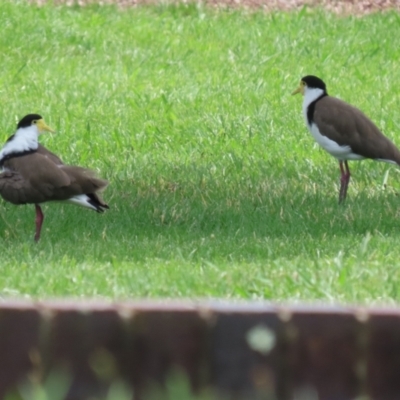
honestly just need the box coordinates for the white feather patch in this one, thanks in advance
[309,123,365,161]
[64,194,97,211]
[0,125,39,162]
[302,87,325,111]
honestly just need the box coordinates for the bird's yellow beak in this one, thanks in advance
[292,81,305,96]
[291,87,302,95]
[36,119,55,133]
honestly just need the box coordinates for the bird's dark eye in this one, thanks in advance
[32,120,37,124]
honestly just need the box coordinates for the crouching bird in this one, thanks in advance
[0,114,109,242]
[292,75,400,203]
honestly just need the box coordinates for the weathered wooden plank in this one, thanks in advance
[0,303,41,398]
[0,302,400,399]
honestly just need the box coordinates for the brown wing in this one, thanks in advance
[52,165,108,201]
[35,145,108,195]
[36,144,64,165]
[0,170,35,204]
[0,152,108,205]
[0,153,72,204]
[314,97,400,164]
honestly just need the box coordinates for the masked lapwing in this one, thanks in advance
[0,114,109,242]
[292,75,400,203]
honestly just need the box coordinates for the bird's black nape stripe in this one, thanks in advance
[0,149,37,167]
[307,93,328,125]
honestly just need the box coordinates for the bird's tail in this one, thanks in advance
[87,193,109,213]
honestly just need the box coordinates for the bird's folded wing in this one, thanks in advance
[314,97,400,163]
[37,144,64,165]
[0,151,109,205]
[0,153,72,203]
[58,165,109,195]
[0,170,42,204]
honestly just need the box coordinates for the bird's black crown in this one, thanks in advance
[301,76,327,92]
[17,114,43,129]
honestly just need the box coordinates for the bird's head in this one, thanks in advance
[17,114,55,135]
[292,75,327,96]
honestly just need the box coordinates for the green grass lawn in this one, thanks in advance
[0,1,400,301]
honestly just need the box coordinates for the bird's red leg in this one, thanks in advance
[343,161,351,201]
[34,204,44,242]
[339,161,351,204]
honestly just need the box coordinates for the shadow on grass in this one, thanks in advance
[112,176,400,240]
[1,171,400,257]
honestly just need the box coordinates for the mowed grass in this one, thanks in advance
[0,1,400,301]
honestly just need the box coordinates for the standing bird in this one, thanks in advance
[292,75,400,203]
[0,114,109,242]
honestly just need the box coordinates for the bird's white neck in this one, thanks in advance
[303,87,325,109]
[0,125,39,164]
[302,87,325,125]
